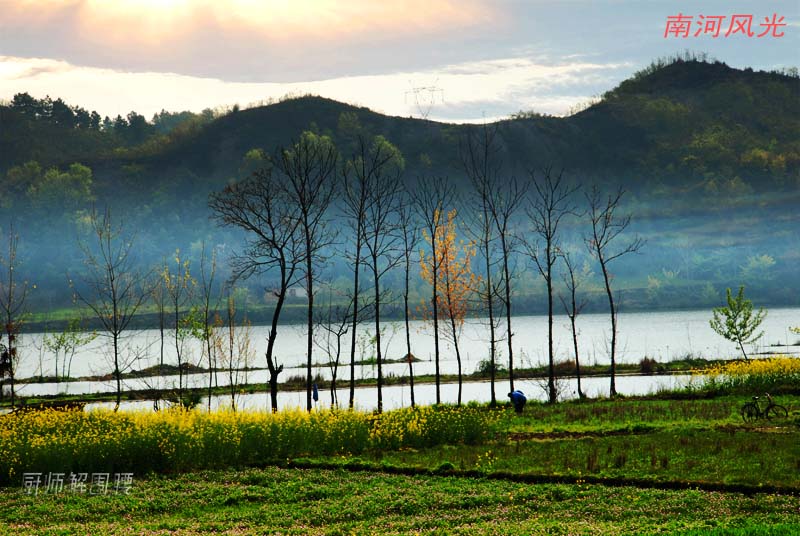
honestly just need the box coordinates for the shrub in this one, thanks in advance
[639,357,659,374]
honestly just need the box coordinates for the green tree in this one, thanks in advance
[43,318,97,382]
[739,254,776,282]
[27,163,94,214]
[709,286,767,361]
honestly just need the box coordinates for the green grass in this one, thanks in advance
[505,396,747,433]
[344,427,800,488]
[0,467,797,535]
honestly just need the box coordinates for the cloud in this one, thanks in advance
[0,0,497,82]
[0,54,632,122]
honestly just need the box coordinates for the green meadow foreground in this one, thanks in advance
[1,465,798,535]
[1,359,799,534]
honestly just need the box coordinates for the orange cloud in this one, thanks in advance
[5,0,493,46]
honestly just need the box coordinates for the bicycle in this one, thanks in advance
[740,393,788,422]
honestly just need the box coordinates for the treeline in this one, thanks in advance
[2,92,224,161]
[8,92,221,137]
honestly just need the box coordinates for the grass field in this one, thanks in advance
[1,467,798,535]
[1,392,798,534]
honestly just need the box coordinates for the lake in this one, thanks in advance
[16,307,800,380]
[9,307,798,402]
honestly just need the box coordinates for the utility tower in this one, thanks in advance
[404,81,444,120]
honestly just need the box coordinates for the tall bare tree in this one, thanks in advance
[149,258,169,410]
[362,136,404,413]
[524,167,579,403]
[163,250,195,400]
[72,207,149,411]
[197,243,218,411]
[209,167,304,412]
[560,250,589,399]
[0,225,29,407]
[341,136,382,408]
[274,131,338,412]
[411,176,455,404]
[586,186,644,397]
[462,124,503,406]
[398,200,420,407]
[487,175,527,392]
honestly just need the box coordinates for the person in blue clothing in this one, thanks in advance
[508,390,527,413]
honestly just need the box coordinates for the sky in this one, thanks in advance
[0,0,797,123]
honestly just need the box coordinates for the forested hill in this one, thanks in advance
[1,56,799,313]
[2,57,798,195]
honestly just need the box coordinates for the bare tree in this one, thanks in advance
[212,288,254,412]
[524,167,579,403]
[362,136,404,413]
[163,250,195,400]
[586,186,644,397]
[341,136,382,409]
[314,288,352,409]
[560,250,589,399]
[72,207,149,411]
[209,167,304,412]
[411,176,455,404]
[197,243,218,411]
[487,175,527,392]
[398,200,420,407]
[462,124,503,406]
[0,225,29,407]
[149,258,169,410]
[274,132,338,412]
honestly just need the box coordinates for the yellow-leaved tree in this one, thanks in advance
[420,209,478,405]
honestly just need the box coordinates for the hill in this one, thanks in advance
[0,56,798,313]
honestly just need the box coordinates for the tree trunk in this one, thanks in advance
[570,313,584,399]
[267,283,288,413]
[305,237,314,412]
[483,224,497,407]
[546,252,556,404]
[501,236,514,392]
[450,314,463,405]
[432,259,441,404]
[113,331,121,412]
[373,255,383,413]
[348,235,362,409]
[600,262,617,397]
[404,284,415,408]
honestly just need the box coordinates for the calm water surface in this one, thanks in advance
[12,307,799,401]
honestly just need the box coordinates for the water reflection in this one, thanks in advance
[85,374,694,413]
